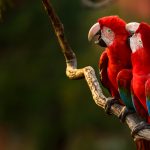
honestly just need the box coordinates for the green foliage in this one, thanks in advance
[0,0,13,19]
[0,0,13,8]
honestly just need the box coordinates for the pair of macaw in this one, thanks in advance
[88,16,150,133]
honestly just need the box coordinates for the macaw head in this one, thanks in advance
[126,22,140,35]
[125,22,140,47]
[129,22,150,53]
[88,16,129,47]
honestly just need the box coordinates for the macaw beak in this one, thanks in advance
[88,23,107,47]
[126,22,140,48]
[126,22,140,35]
[127,35,132,47]
[88,22,101,43]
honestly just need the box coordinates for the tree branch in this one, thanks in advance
[42,0,150,141]
[81,0,116,9]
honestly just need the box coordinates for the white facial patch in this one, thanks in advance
[130,33,143,53]
[101,26,115,46]
[126,22,140,34]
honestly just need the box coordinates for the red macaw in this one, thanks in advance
[88,16,134,117]
[129,22,150,124]
[129,22,150,150]
[116,22,140,120]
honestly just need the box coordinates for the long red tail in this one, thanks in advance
[136,140,150,150]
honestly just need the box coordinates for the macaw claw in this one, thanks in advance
[131,121,150,137]
[104,97,119,115]
[119,106,135,123]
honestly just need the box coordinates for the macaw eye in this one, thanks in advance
[139,39,142,44]
[107,29,112,33]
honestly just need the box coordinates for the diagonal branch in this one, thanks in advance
[42,0,150,141]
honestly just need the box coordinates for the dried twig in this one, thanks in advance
[42,0,150,141]
[81,0,116,9]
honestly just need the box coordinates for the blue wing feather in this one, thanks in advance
[118,86,135,111]
[146,97,150,115]
[145,79,150,116]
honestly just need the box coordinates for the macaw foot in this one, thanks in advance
[131,121,150,137]
[118,106,135,123]
[105,97,119,115]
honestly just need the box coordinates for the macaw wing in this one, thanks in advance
[98,50,109,90]
[131,88,147,118]
[117,69,135,111]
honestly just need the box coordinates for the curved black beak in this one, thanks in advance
[98,37,107,47]
[95,31,107,47]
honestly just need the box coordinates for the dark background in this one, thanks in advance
[0,0,150,149]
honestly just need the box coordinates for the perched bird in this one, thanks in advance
[129,22,150,124]
[116,22,140,119]
[129,22,150,150]
[88,16,134,116]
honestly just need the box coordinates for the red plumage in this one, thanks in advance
[131,22,150,123]
[136,22,150,50]
[98,16,131,99]
[131,22,150,150]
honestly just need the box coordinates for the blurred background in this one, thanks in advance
[0,0,150,150]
